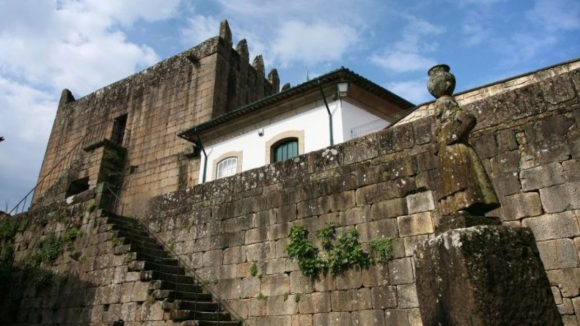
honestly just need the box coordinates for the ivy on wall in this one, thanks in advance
[286,223,393,278]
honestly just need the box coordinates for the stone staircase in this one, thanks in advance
[103,211,241,326]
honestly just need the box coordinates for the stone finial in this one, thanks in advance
[267,69,280,93]
[219,20,233,48]
[252,55,265,74]
[236,39,249,62]
[59,89,75,107]
[427,64,456,99]
[281,83,291,91]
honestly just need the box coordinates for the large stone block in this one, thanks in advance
[537,238,579,270]
[330,288,372,312]
[298,292,331,314]
[547,268,580,297]
[520,162,565,191]
[398,212,434,237]
[371,198,407,220]
[415,225,561,325]
[540,181,580,213]
[502,191,543,221]
[389,257,415,285]
[351,309,386,325]
[522,211,580,241]
[313,312,352,326]
[406,191,435,214]
[371,286,397,309]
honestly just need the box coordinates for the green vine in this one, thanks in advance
[249,262,258,277]
[286,224,393,278]
[368,238,394,263]
[285,226,323,277]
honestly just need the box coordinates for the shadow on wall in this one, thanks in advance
[0,265,97,325]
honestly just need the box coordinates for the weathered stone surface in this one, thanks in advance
[406,191,435,214]
[398,212,434,237]
[370,285,397,309]
[389,258,414,285]
[537,239,580,270]
[298,292,331,314]
[385,309,410,326]
[330,289,372,311]
[371,198,408,220]
[415,225,561,325]
[521,162,565,191]
[540,181,580,213]
[351,309,386,325]
[523,211,580,240]
[313,312,352,326]
[547,268,580,298]
[502,191,543,220]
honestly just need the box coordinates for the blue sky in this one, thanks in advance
[0,0,579,212]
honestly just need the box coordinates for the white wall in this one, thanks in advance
[199,99,388,183]
[340,101,391,141]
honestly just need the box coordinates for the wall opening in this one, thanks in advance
[111,114,128,145]
[65,177,89,198]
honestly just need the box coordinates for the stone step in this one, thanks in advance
[140,270,195,284]
[128,261,186,275]
[149,280,204,293]
[110,223,151,237]
[151,290,212,302]
[112,243,169,259]
[170,310,232,322]
[173,300,222,312]
[114,229,159,244]
[118,237,165,251]
[179,321,241,326]
[124,252,179,266]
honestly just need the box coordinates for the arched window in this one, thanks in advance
[216,157,237,179]
[272,138,299,163]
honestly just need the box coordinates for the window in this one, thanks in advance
[273,138,299,162]
[265,130,305,164]
[111,114,128,145]
[216,157,238,179]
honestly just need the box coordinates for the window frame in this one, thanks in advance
[212,151,243,180]
[265,130,305,164]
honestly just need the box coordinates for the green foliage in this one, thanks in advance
[294,293,301,303]
[25,267,53,291]
[316,223,336,251]
[282,292,289,302]
[326,228,370,275]
[256,292,267,300]
[86,200,96,213]
[368,237,394,263]
[287,224,385,278]
[0,219,16,241]
[32,233,63,265]
[63,227,81,243]
[38,215,49,227]
[285,226,323,277]
[249,262,258,277]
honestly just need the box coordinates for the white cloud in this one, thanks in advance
[270,21,359,67]
[371,52,437,73]
[371,15,444,73]
[386,80,431,104]
[0,0,181,208]
[181,15,222,46]
[527,0,580,31]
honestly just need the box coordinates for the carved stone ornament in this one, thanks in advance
[429,64,500,216]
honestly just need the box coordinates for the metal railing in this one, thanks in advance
[103,185,247,325]
[8,119,125,215]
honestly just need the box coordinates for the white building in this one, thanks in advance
[178,68,414,183]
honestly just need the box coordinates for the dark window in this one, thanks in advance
[66,177,89,197]
[111,114,127,145]
[272,138,298,163]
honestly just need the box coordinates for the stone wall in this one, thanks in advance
[137,59,580,325]
[33,23,277,216]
